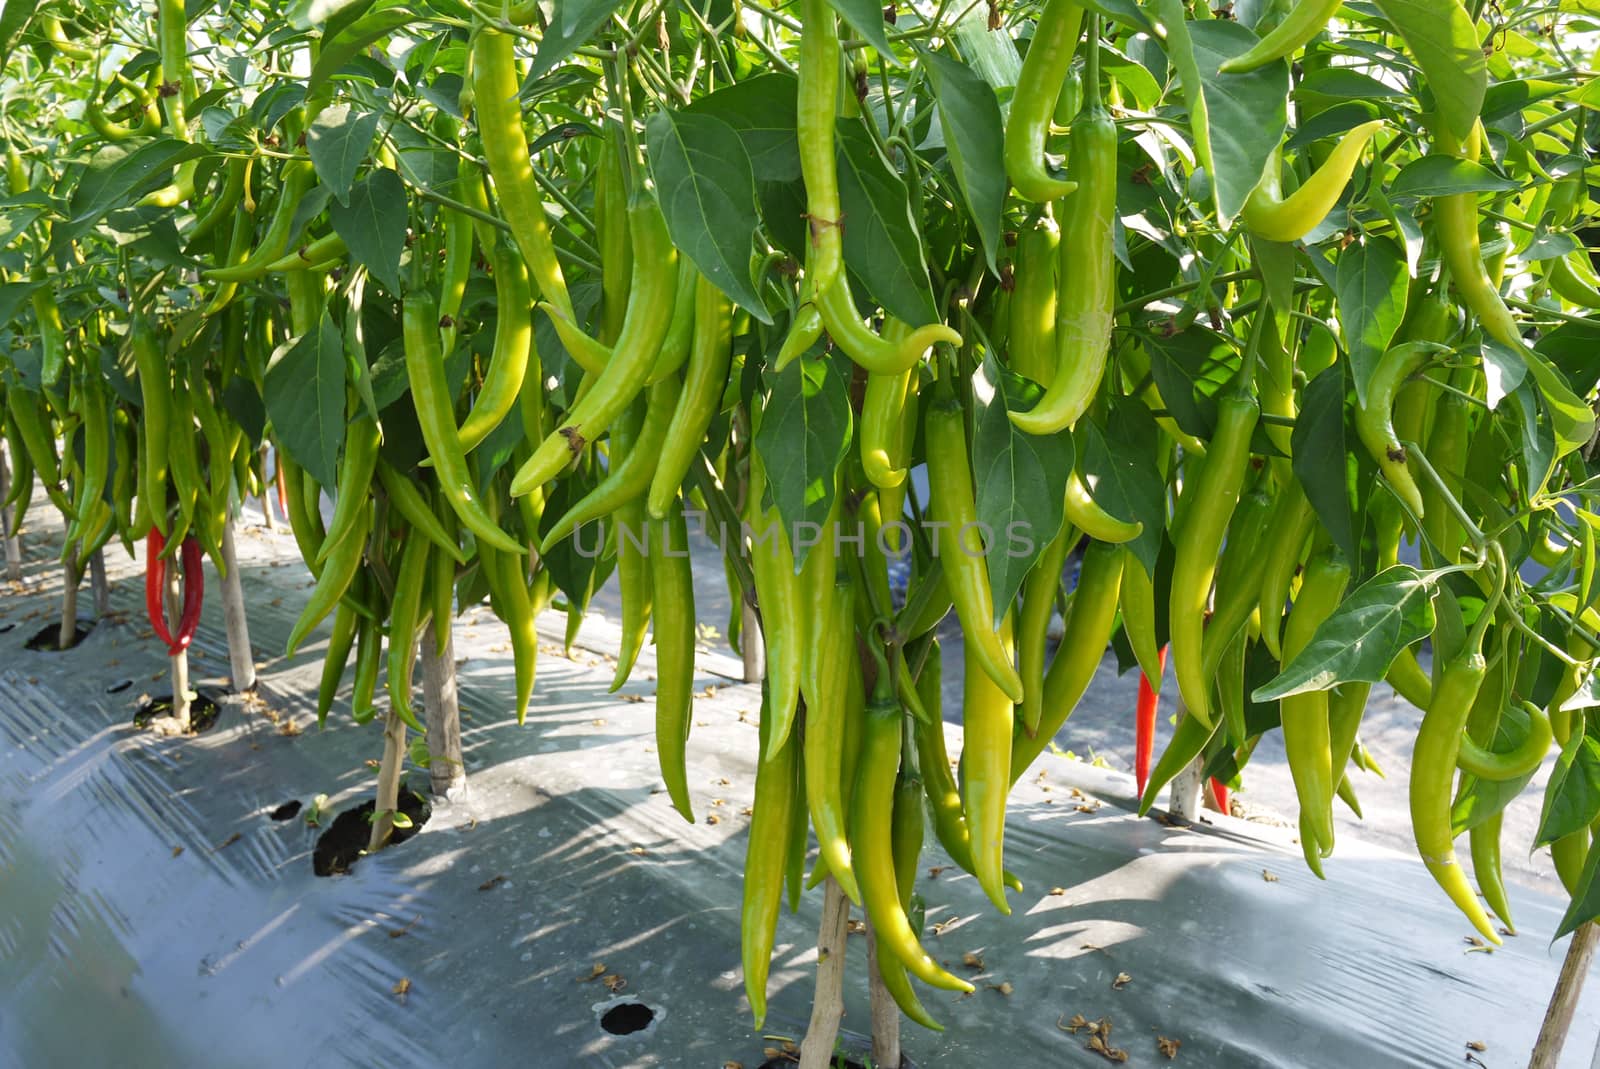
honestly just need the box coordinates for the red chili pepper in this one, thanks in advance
[275,454,287,517]
[1134,644,1168,797]
[145,527,177,648]
[169,537,204,655]
[1209,778,1230,814]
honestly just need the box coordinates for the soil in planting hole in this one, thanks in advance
[600,1002,655,1036]
[269,800,302,821]
[24,620,95,650]
[132,693,222,734]
[756,1060,867,1069]
[312,791,432,876]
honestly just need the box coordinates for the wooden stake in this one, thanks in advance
[165,562,191,732]
[1529,921,1600,1069]
[421,619,466,798]
[866,923,902,1069]
[798,877,852,1069]
[219,518,256,691]
[368,705,408,854]
[89,548,109,616]
[58,548,79,650]
[742,600,765,683]
[0,443,20,582]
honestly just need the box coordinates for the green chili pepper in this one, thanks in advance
[511,198,677,496]
[651,495,698,823]
[803,544,863,903]
[317,414,381,568]
[743,682,798,1028]
[1170,382,1259,725]
[747,451,803,760]
[855,638,976,991]
[1219,0,1342,73]
[1281,544,1349,856]
[387,529,432,736]
[459,240,535,452]
[317,598,360,729]
[1007,214,1060,384]
[472,27,574,321]
[1014,539,1125,780]
[403,294,525,555]
[963,614,1019,915]
[648,274,732,520]
[925,397,1025,702]
[797,0,844,297]
[1018,522,1080,736]
[1010,32,1115,436]
[1005,0,1084,203]
[374,459,468,564]
[1411,640,1501,943]
[1242,122,1382,243]
[285,499,370,656]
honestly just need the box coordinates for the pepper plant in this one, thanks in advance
[1,0,1599,1063]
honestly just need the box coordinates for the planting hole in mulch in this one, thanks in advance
[133,693,222,734]
[24,619,95,650]
[312,790,432,877]
[269,800,302,821]
[757,1060,867,1069]
[599,1001,655,1036]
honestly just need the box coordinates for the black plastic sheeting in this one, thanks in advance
[3,516,1600,1068]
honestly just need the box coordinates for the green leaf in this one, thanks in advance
[1077,0,1156,34]
[286,0,369,29]
[1079,398,1167,578]
[1293,365,1357,563]
[921,50,1006,276]
[835,123,938,326]
[330,168,407,295]
[307,5,416,94]
[685,74,801,182]
[646,110,772,325]
[1523,345,1596,461]
[1295,68,1406,99]
[306,104,381,205]
[1334,236,1409,406]
[1508,381,1556,500]
[264,312,347,488]
[61,140,207,243]
[1252,566,1437,700]
[1388,156,1520,199]
[1144,324,1234,438]
[1555,840,1600,939]
[1191,20,1291,224]
[1372,0,1486,144]
[1479,338,1527,409]
[407,738,433,768]
[530,0,625,81]
[0,0,38,68]
[754,355,852,570]
[823,0,896,63]
[971,355,1073,621]
[1537,729,1600,848]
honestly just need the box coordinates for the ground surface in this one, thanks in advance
[0,488,1595,1068]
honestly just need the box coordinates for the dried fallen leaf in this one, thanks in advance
[846,919,867,935]
[1466,1041,1486,1052]
[478,874,506,892]
[962,951,985,970]
[279,718,301,737]
[716,778,731,786]
[171,845,184,858]
[930,919,955,936]
[392,977,411,1000]
[988,981,1013,996]
[711,798,725,807]
[1112,972,1132,990]
[1087,1033,1129,1062]
[1158,1036,1181,1059]
[602,974,627,992]
[388,916,421,939]
[1262,870,1278,882]
[928,865,949,878]
[1076,803,1099,813]
[1058,1013,1090,1034]
[1049,886,1067,896]
[577,964,606,982]
[215,832,241,851]
[705,813,721,825]
[723,1063,744,1069]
